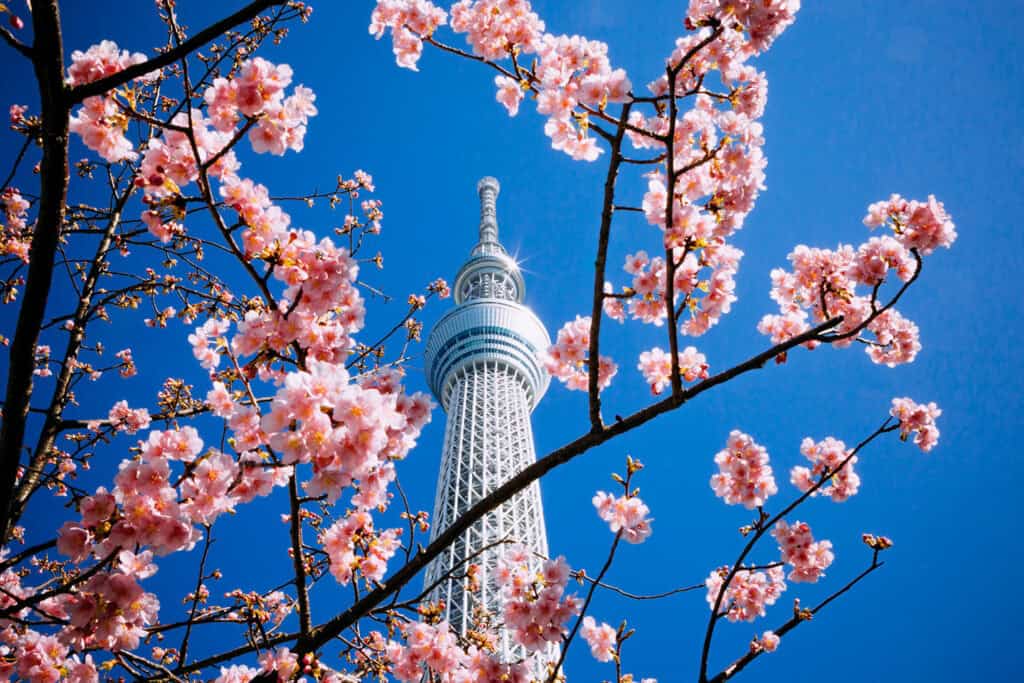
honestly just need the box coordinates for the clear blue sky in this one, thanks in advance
[2,2,1021,681]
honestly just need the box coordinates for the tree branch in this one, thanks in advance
[296,316,841,654]
[66,0,289,104]
[0,0,70,543]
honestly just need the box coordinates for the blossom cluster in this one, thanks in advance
[453,0,630,160]
[369,0,449,70]
[1,187,31,263]
[56,425,283,568]
[451,0,546,60]
[204,57,318,155]
[580,616,617,662]
[705,565,786,623]
[259,363,432,505]
[321,510,402,585]
[496,545,582,652]
[2,632,99,683]
[759,195,954,365]
[890,397,941,452]
[612,221,744,337]
[772,519,834,583]
[863,193,957,255]
[790,436,859,502]
[637,345,708,395]
[541,315,617,391]
[592,491,653,544]
[105,400,152,435]
[66,40,159,163]
[385,622,532,682]
[66,39,149,87]
[685,1,801,55]
[710,430,777,509]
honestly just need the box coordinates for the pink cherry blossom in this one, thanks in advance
[66,40,152,86]
[206,381,237,418]
[450,0,545,60]
[592,491,653,544]
[791,436,859,502]
[497,547,581,652]
[494,75,524,116]
[188,317,230,370]
[685,1,800,55]
[866,308,921,367]
[710,430,777,509]
[637,345,709,395]
[542,315,617,391]
[321,510,402,586]
[116,549,158,579]
[580,616,617,662]
[9,103,27,125]
[214,665,261,683]
[863,193,957,255]
[69,96,137,163]
[369,0,448,71]
[1,187,32,263]
[705,565,786,622]
[106,400,152,435]
[258,647,299,683]
[772,519,834,583]
[890,397,941,452]
[759,630,780,652]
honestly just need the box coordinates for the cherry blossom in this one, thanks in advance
[386,622,466,681]
[685,1,800,55]
[890,397,942,452]
[592,491,653,544]
[369,0,448,71]
[106,400,151,435]
[863,193,957,255]
[496,546,581,652]
[542,315,617,391]
[705,565,786,622]
[637,345,709,395]
[66,40,150,86]
[258,647,300,683]
[494,75,524,116]
[710,430,777,509]
[69,96,138,163]
[1,187,31,263]
[450,0,545,60]
[790,436,859,502]
[581,616,617,662]
[772,519,834,583]
[321,510,402,585]
[759,630,780,652]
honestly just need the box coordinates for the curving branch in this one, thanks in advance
[295,316,841,654]
[66,0,289,104]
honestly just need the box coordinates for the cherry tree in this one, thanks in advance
[0,1,955,682]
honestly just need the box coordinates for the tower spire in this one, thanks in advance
[477,176,500,245]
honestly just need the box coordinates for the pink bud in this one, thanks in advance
[10,15,24,31]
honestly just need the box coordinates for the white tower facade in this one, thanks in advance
[423,177,552,664]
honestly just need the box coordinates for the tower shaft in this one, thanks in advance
[423,178,553,669]
[424,361,548,651]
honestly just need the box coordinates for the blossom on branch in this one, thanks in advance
[710,430,777,509]
[890,397,942,452]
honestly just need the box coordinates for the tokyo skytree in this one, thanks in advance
[423,177,553,666]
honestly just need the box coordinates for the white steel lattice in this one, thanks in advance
[423,362,549,654]
[423,177,555,673]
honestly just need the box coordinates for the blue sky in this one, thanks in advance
[2,1,1021,681]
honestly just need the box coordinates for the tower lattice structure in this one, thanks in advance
[423,177,553,666]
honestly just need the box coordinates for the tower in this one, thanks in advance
[423,177,552,664]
